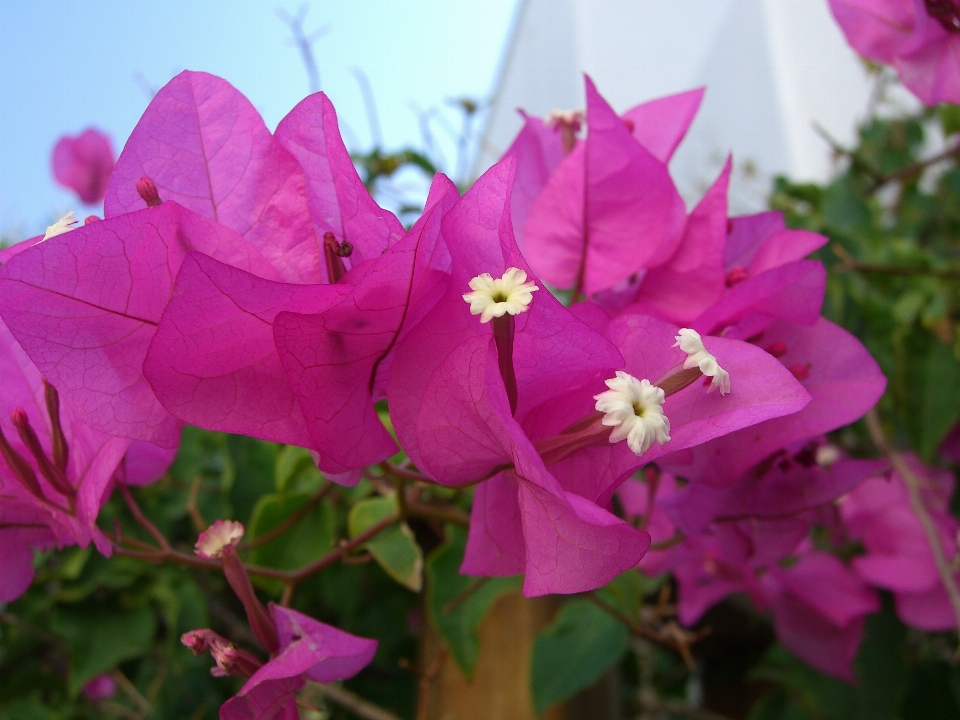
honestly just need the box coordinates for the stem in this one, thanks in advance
[442,577,490,615]
[120,484,170,551]
[492,315,518,415]
[307,682,403,720]
[406,501,470,527]
[416,646,447,720]
[869,141,960,190]
[832,244,960,279]
[238,481,332,551]
[186,476,207,534]
[865,408,960,660]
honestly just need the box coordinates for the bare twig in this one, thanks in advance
[865,408,960,660]
[416,646,447,720]
[120,484,170,551]
[406,501,470,527]
[186,476,207,534]
[304,681,403,720]
[870,142,960,190]
[238,481,333,551]
[352,67,383,148]
[442,577,490,615]
[112,670,151,715]
[832,243,960,279]
[277,4,327,93]
[642,699,736,720]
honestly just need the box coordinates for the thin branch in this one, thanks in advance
[813,122,883,183]
[187,476,207,534]
[352,67,383,148]
[277,4,327,93]
[832,243,960,279]
[416,646,447,720]
[305,681,403,720]
[865,408,960,660]
[585,593,699,670]
[238,481,332,551]
[870,141,960,190]
[406,501,470,527]
[641,700,736,720]
[112,670,151,715]
[442,577,490,615]
[120,484,170,551]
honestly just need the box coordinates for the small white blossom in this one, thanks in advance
[594,371,671,456]
[674,328,730,395]
[42,211,78,241]
[463,267,539,323]
[815,444,842,467]
[194,519,245,559]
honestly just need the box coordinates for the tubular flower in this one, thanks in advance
[42,212,78,241]
[463,268,539,323]
[194,519,245,559]
[674,328,730,394]
[594,372,671,456]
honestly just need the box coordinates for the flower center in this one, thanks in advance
[463,267,539,323]
[594,371,672,456]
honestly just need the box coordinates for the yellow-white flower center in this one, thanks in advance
[544,108,585,129]
[194,519,245,559]
[674,328,730,395]
[42,211,78,241]
[463,267,539,323]
[594,371,671,456]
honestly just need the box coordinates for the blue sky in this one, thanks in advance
[0,0,518,238]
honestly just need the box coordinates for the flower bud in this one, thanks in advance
[136,176,162,207]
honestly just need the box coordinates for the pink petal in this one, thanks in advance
[630,159,730,323]
[525,76,686,295]
[0,202,276,446]
[144,252,346,449]
[827,0,916,63]
[52,128,115,205]
[104,71,322,283]
[220,678,302,720]
[274,92,404,268]
[622,86,705,163]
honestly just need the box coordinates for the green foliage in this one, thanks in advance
[424,525,519,676]
[348,494,423,591]
[530,599,629,716]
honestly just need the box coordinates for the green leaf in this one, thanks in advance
[940,104,960,137]
[225,435,278,523]
[903,331,960,459]
[530,599,629,716]
[348,495,422,591]
[248,491,337,594]
[51,604,156,695]
[274,445,322,493]
[854,601,907,720]
[425,526,520,676]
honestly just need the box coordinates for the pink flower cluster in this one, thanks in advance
[829,0,960,105]
[0,70,904,704]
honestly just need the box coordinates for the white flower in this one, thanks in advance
[194,519,245,559]
[674,328,730,395]
[594,371,671,456]
[42,211,78,241]
[463,267,539,323]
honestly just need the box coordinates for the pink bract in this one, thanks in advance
[829,0,960,105]
[52,128,115,205]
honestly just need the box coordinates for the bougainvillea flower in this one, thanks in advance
[52,128,115,205]
[829,0,960,105]
[524,76,686,296]
[186,606,377,720]
[841,459,960,629]
[0,202,277,448]
[662,317,886,487]
[106,71,402,283]
[0,320,130,602]
[672,538,878,681]
[541,313,811,507]
[506,86,703,252]
[143,175,456,475]
[662,443,884,537]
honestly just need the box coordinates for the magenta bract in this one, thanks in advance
[52,128,115,205]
